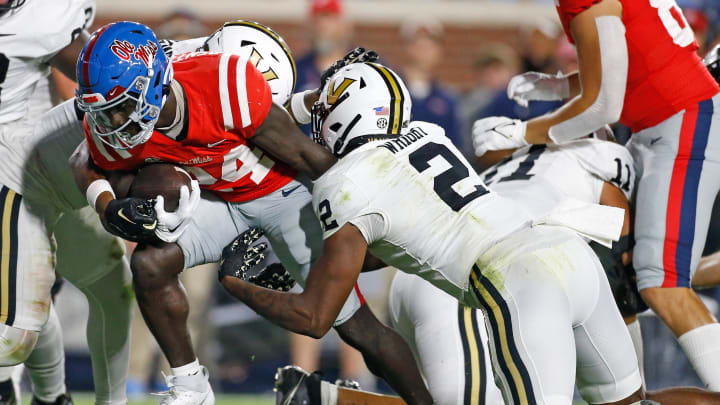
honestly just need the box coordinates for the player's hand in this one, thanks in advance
[154,180,200,243]
[507,71,570,107]
[319,47,379,89]
[472,117,528,157]
[247,263,296,292]
[103,197,157,242]
[219,228,268,282]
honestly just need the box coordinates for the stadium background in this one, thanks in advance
[39,0,720,403]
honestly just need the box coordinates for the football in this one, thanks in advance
[127,163,193,212]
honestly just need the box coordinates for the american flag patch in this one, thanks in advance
[374,106,389,115]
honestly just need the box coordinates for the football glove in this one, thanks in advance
[472,116,528,157]
[219,228,268,281]
[319,47,379,89]
[507,71,570,107]
[154,180,200,243]
[104,197,157,242]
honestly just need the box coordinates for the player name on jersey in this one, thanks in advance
[377,126,429,154]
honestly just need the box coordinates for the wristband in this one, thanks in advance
[86,179,115,210]
[290,90,314,125]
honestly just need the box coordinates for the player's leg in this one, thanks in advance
[24,304,68,405]
[467,226,582,405]
[387,271,502,405]
[238,179,433,405]
[52,207,132,405]
[0,187,55,403]
[629,96,720,389]
[132,191,243,404]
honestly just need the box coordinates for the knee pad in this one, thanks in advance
[0,324,39,366]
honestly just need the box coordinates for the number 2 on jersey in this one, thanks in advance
[408,142,489,211]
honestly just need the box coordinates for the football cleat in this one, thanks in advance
[30,393,73,405]
[274,365,321,405]
[154,367,214,405]
[0,379,16,405]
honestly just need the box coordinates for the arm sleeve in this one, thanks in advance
[349,213,387,245]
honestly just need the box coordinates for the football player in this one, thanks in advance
[471,0,720,389]
[69,22,432,405]
[219,61,720,405]
[0,1,108,405]
[389,137,638,405]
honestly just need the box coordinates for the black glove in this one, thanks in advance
[103,197,157,242]
[319,47,380,89]
[219,228,268,281]
[248,263,296,292]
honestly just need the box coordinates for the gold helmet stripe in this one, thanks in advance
[366,63,405,134]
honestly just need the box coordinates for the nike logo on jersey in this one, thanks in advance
[208,139,227,148]
[281,185,301,197]
[650,137,662,145]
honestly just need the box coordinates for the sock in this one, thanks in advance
[626,319,645,389]
[171,359,201,377]
[678,323,720,390]
[25,305,65,402]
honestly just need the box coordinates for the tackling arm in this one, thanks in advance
[69,141,113,219]
[221,224,367,338]
[253,103,337,180]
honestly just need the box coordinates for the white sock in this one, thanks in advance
[626,319,645,389]
[25,305,66,402]
[172,359,201,377]
[678,323,720,390]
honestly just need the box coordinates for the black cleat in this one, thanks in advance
[0,380,16,405]
[31,393,73,405]
[274,365,320,405]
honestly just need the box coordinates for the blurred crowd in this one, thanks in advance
[54,0,720,396]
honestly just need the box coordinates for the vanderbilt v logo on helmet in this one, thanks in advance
[204,20,297,106]
[312,62,412,157]
[327,78,355,105]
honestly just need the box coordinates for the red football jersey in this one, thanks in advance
[556,0,720,132]
[85,52,296,202]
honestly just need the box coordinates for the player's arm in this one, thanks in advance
[69,141,158,242]
[526,0,625,144]
[253,103,338,180]
[221,224,367,338]
[599,180,632,265]
[472,0,625,156]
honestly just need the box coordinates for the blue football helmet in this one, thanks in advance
[76,21,173,149]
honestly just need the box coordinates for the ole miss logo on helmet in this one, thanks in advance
[110,39,158,67]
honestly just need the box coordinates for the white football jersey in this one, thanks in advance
[0,0,95,125]
[480,139,635,219]
[312,121,532,297]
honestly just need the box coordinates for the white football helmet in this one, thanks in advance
[312,62,412,156]
[204,20,296,105]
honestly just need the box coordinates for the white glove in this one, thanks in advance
[472,117,528,157]
[507,71,570,107]
[154,180,200,243]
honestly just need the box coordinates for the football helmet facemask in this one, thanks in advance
[204,20,296,106]
[76,21,173,150]
[311,62,412,157]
